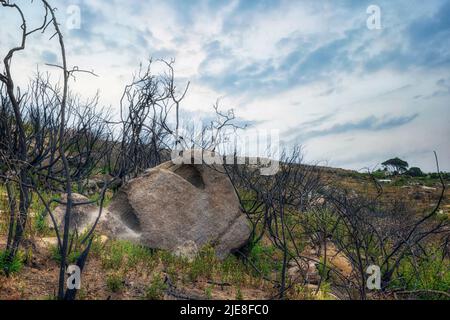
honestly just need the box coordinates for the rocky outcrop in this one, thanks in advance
[104,159,251,259]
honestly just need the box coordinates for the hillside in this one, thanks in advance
[1,165,448,300]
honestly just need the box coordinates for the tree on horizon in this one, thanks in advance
[382,157,409,174]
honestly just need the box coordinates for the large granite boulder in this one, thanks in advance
[104,159,251,259]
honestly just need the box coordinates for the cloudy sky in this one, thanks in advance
[1,0,449,171]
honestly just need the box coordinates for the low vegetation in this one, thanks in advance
[0,168,448,300]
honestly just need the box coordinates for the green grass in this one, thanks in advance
[106,272,125,293]
[187,245,216,281]
[289,281,334,300]
[101,240,156,271]
[391,177,408,187]
[99,241,269,292]
[235,287,243,300]
[204,285,213,299]
[145,273,167,300]
[219,255,247,285]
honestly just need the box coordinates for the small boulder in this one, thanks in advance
[47,193,99,234]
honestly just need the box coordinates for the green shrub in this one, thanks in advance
[106,272,124,292]
[125,243,154,268]
[391,249,450,299]
[49,245,81,264]
[407,167,424,177]
[145,273,167,300]
[317,257,332,280]
[34,212,49,235]
[248,243,278,278]
[0,250,24,275]
[204,286,213,300]
[372,170,387,179]
[391,177,408,186]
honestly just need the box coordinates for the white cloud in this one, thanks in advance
[0,0,448,171]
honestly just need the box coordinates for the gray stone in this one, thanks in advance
[47,193,99,234]
[104,158,251,259]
